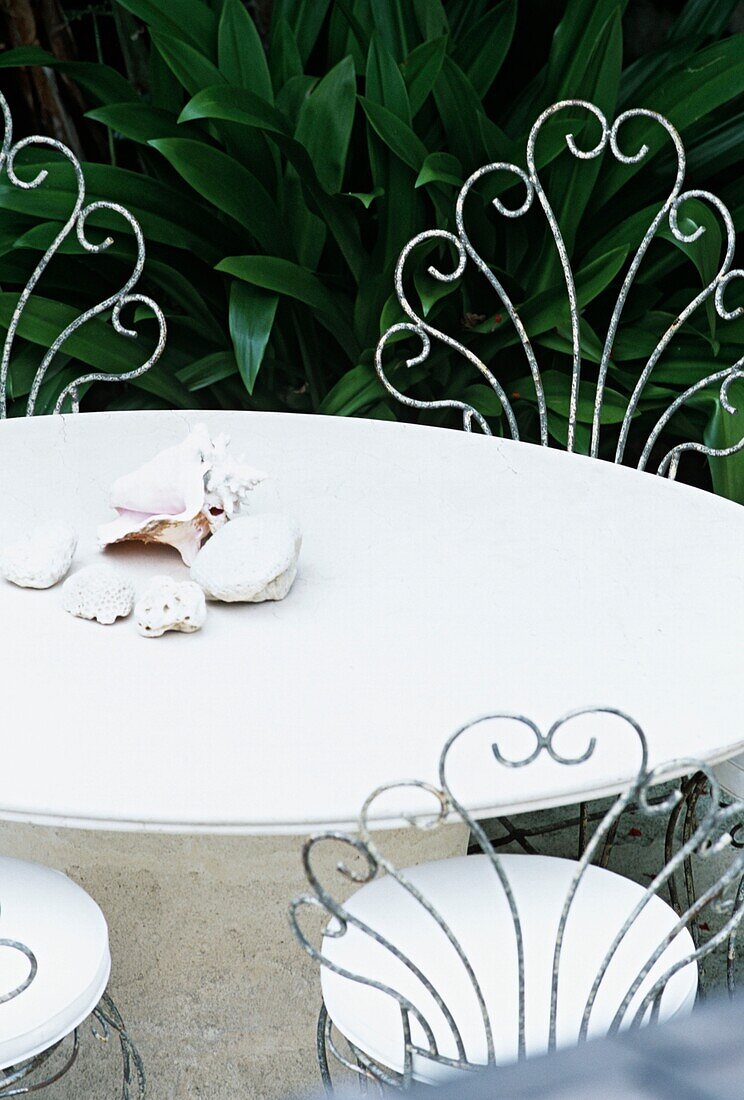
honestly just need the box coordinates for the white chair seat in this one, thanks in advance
[321,853,697,1084]
[0,856,110,1068]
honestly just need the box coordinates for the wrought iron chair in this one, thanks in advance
[0,90,159,1094]
[375,99,743,477]
[374,98,744,867]
[0,858,143,1097]
[0,93,164,418]
[290,708,744,1093]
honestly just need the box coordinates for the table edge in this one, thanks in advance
[1,741,740,835]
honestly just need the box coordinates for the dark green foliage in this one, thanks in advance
[0,0,742,493]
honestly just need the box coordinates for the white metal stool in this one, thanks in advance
[0,855,144,1095]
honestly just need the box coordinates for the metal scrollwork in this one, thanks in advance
[291,707,744,1090]
[0,979,145,1098]
[0,91,166,418]
[376,99,743,479]
[0,936,37,1005]
[375,230,505,436]
[0,930,70,1096]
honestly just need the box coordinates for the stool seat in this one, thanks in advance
[321,853,697,1084]
[0,856,110,1069]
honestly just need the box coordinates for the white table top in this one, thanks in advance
[0,410,742,834]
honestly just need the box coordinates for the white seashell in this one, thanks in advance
[98,424,265,566]
[61,565,134,625]
[190,514,302,603]
[135,576,207,638]
[0,523,77,589]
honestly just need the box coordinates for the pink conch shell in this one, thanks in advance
[98,425,265,565]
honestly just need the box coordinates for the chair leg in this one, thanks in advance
[486,803,614,860]
[93,992,146,1099]
[665,773,707,921]
[317,1003,335,1095]
[0,1034,79,1096]
[665,773,744,997]
[577,801,589,858]
[727,874,744,997]
[0,993,143,1098]
[318,1004,396,1095]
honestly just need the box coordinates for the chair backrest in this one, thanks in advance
[290,706,744,1086]
[375,100,743,482]
[0,92,165,419]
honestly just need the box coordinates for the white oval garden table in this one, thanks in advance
[1,409,743,829]
[0,408,743,1098]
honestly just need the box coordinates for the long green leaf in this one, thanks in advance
[704,379,744,504]
[149,32,185,113]
[599,36,744,205]
[0,47,136,105]
[319,363,382,415]
[415,151,463,188]
[271,0,332,64]
[218,0,274,100]
[8,346,70,402]
[229,282,278,394]
[683,111,744,178]
[433,56,511,167]
[412,0,448,39]
[218,256,332,313]
[400,36,447,116]
[668,0,741,45]
[152,29,224,97]
[116,0,218,57]
[180,86,364,278]
[533,369,628,423]
[177,350,237,391]
[217,255,359,354]
[148,138,288,255]
[358,96,428,172]
[620,41,692,107]
[545,0,627,102]
[369,0,410,61]
[145,258,225,344]
[180,86,289,134]
[0,160,232,259]
[452,0,516,98]
[86,103,189,144]
[268,17,303,92]
[361,22,423,327]
[366,33,411,123]
[295,56,356,194]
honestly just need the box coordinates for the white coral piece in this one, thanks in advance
[191,514,301,603]
[98,424,265,566]
[61,565,134,625]
[0,523,77,589]
[203,431,266,519]
[135,576,207,638]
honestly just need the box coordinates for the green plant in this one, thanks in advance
[0,0,742,493]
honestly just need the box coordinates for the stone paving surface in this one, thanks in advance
[3,788,742,1098]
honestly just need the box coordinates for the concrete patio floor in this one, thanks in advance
[2,780,740,1099]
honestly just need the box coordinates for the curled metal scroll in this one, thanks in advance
[376,99,744,479]
[290,707,744,1089]
[0,91,166,418]
[0,936,36,1005]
